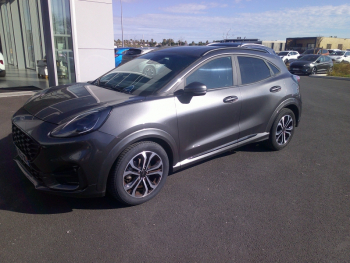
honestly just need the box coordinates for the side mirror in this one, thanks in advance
[316,60,320,63]
[184,82,207,96]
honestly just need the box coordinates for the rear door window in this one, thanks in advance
[186,57,233,90]
[237,56,271,85]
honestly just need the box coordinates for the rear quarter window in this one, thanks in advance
[238,56,271,85]
[267,62,280,75]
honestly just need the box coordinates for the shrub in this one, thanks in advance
[328,62,350,77]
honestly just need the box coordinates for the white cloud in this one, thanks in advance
[113,4,350,42]
[160,3,208,14]
[160,2,228,14]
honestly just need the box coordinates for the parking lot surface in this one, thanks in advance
[0,77,349,262]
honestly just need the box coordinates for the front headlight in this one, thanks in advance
[50,107,111,138]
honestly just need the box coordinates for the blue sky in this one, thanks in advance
[112,0,350,43]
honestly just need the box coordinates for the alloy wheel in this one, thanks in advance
[275,115,293,145]
[311,67,317,75]
[123,151,163,198]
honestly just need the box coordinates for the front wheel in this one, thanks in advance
[266,108,296,151]
[107,141,169,205]
[310,67,317,75]
[0,70,6,77]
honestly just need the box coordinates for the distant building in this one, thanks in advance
[262,41,285,52]
[286,37,350,53]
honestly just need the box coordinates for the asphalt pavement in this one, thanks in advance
[0,77,349,262]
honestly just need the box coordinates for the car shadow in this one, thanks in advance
[0,134,127,215]
[0,133,271,215]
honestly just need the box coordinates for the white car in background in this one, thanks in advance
[278,51,300,63]
[329,50,350,63]
[0,52,5,77]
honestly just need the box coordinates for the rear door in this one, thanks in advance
[236,56,286,139]
[175,56,241,161]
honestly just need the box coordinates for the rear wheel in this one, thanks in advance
[266,108,296,151]
[327,66,333,74]
[107,141,169,205]
[0,70,6,77]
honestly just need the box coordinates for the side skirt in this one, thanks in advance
[173,132,269,171]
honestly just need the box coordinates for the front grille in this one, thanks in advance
[12,123,40,161]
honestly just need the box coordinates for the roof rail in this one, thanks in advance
[202,47,268,56]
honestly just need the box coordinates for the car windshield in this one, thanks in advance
[94,52,197,96]
[279,52,289,56]
[302,49,317,54]
[330,51,345,55]
[298,55,319,61]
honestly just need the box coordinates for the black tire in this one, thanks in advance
[0,70,6,77]
[107,141,169,205]
[142,65,156,78]
[284,59,289,64]
[266,108,296,151]
[309,67,317,75]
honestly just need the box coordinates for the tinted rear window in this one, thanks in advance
[126,49,142,55]
[238,56,271,85]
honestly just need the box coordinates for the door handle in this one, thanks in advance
[223,96,238,103]
[270,86,281,93]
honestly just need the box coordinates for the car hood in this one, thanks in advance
[23,83,144,124]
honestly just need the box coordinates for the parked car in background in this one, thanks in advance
[278,51,300,63]
[207,42,277,55]
[329,50,350,63]
[298,48,329,59]
[327,49,341,54]
[120,48,155,65]
[114,47,131,67]
[12,46,301,205]
[0,52,6,77]
[289,54,333,75]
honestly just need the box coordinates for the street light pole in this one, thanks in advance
[120,0,124,47]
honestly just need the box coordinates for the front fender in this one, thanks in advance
[96,128,179,193]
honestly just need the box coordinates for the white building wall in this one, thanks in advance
[71,0,114,82]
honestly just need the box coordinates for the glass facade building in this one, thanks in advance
[0,0,114,89]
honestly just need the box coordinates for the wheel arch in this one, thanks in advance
[265,98,301,133]
[96,128,179,193]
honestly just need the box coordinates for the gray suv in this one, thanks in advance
[12,46,302,205]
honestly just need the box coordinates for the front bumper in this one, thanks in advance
[12,109,117,197]
[289,66,312,75]
[14,157,104,197]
